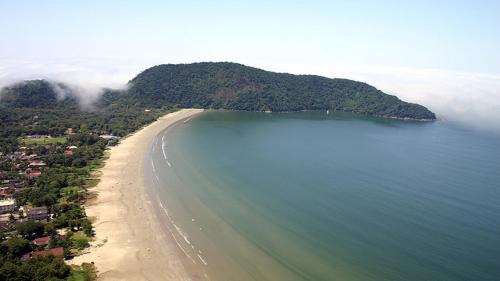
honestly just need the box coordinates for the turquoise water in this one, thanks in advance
[149,111,500,281]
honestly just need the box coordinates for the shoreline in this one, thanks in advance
[70,108,205,281]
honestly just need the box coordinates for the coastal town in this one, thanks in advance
[0,132,115,280]
[0,77,172,280]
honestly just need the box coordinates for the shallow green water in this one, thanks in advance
[150,111,500,281]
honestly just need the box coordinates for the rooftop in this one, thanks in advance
[27,206,48,214]
[0,214,11,222]
[33,236,50,245]
[31,247,64,258]
[0,199,15,207]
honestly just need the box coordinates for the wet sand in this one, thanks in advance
[71,109,205,281]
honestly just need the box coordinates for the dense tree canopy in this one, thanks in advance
[127,62,436,120]
[0,63,435,125]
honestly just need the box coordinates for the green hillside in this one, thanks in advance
[127,62,435,120]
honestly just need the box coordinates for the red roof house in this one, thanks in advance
[29,161,47,168]
[31,247,64,258]
[25,169,42,177]
[33,236,50,246]
[0,186,15,197]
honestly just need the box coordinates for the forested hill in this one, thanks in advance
[127,62,436,120]
[0,80,170,140]
[0,62,436,121]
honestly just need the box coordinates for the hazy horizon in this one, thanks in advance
[1,0,499,133]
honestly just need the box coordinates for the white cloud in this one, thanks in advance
[0,58,149,109]
[0,58,148,91]
[260,62,500,134]
[1,59,500,133]
[334,65,500,134]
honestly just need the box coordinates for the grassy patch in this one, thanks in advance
[68,263,97,281]
[61,186,84,193]
[69,232,92,256]
[21,136,67,145]
[85,178,100,188]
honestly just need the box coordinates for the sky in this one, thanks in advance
[1,0,499,132]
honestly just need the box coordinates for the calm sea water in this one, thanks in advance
[149,111,500,281]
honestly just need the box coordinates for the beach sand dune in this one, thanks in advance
[70,109,205,281]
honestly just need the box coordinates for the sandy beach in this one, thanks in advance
[71,108,205,281]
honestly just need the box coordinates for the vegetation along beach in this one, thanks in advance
[1,1,500,279]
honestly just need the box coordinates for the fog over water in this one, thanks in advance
[1,59,499,134]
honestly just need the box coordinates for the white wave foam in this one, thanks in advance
[161,137,172,167]
[156,197,197,264]
[197,254,208,265]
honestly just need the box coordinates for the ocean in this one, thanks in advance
[147,111,500,281]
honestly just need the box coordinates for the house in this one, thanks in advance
[26,135,50,139]
[64,145,78,156]
[29,161,47,168]
[22,247,64,261]
[25,169,42,177]
[27,154,39,160]
[0,214,12,232]
[0,186,16,197]
[33,235,66,246]
[33,236,50,246]
[0,198,16,214]
[32,247,64,258]
[26,206,48,222]
[99,134,119,140]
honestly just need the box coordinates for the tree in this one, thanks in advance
[15,221,45,239]
[44,223,57,236]
[4,237,31,258]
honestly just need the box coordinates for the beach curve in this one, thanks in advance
[70,109,205,281]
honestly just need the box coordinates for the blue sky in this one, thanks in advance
[1,0,499,73]
[1,0,500,132]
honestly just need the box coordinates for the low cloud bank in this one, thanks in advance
[266,63,500,134]
[0,59,143,109]
[2,60,499,134]
[331,65,500,134]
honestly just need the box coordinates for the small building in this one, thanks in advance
[26,206,48,222]
[25,169,42,177]
[22,247,64,261]
[0,199,16,214]
[99,134,119,140]
[32,247,64,258]
[33,235,65,246]
[0,213,12,232]
[33,236,50,246]
[29,161,47,168]
[0,186,16,197]
[64,146,78,156]
[26,135,50,139]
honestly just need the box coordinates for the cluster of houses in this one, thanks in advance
[0,199,49,230]
[0,199,66,259]
[21,233,67,261]
[1,141,80,180]
[0,139,66,230]
[4,147,47,178]
[0,138,81,262]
